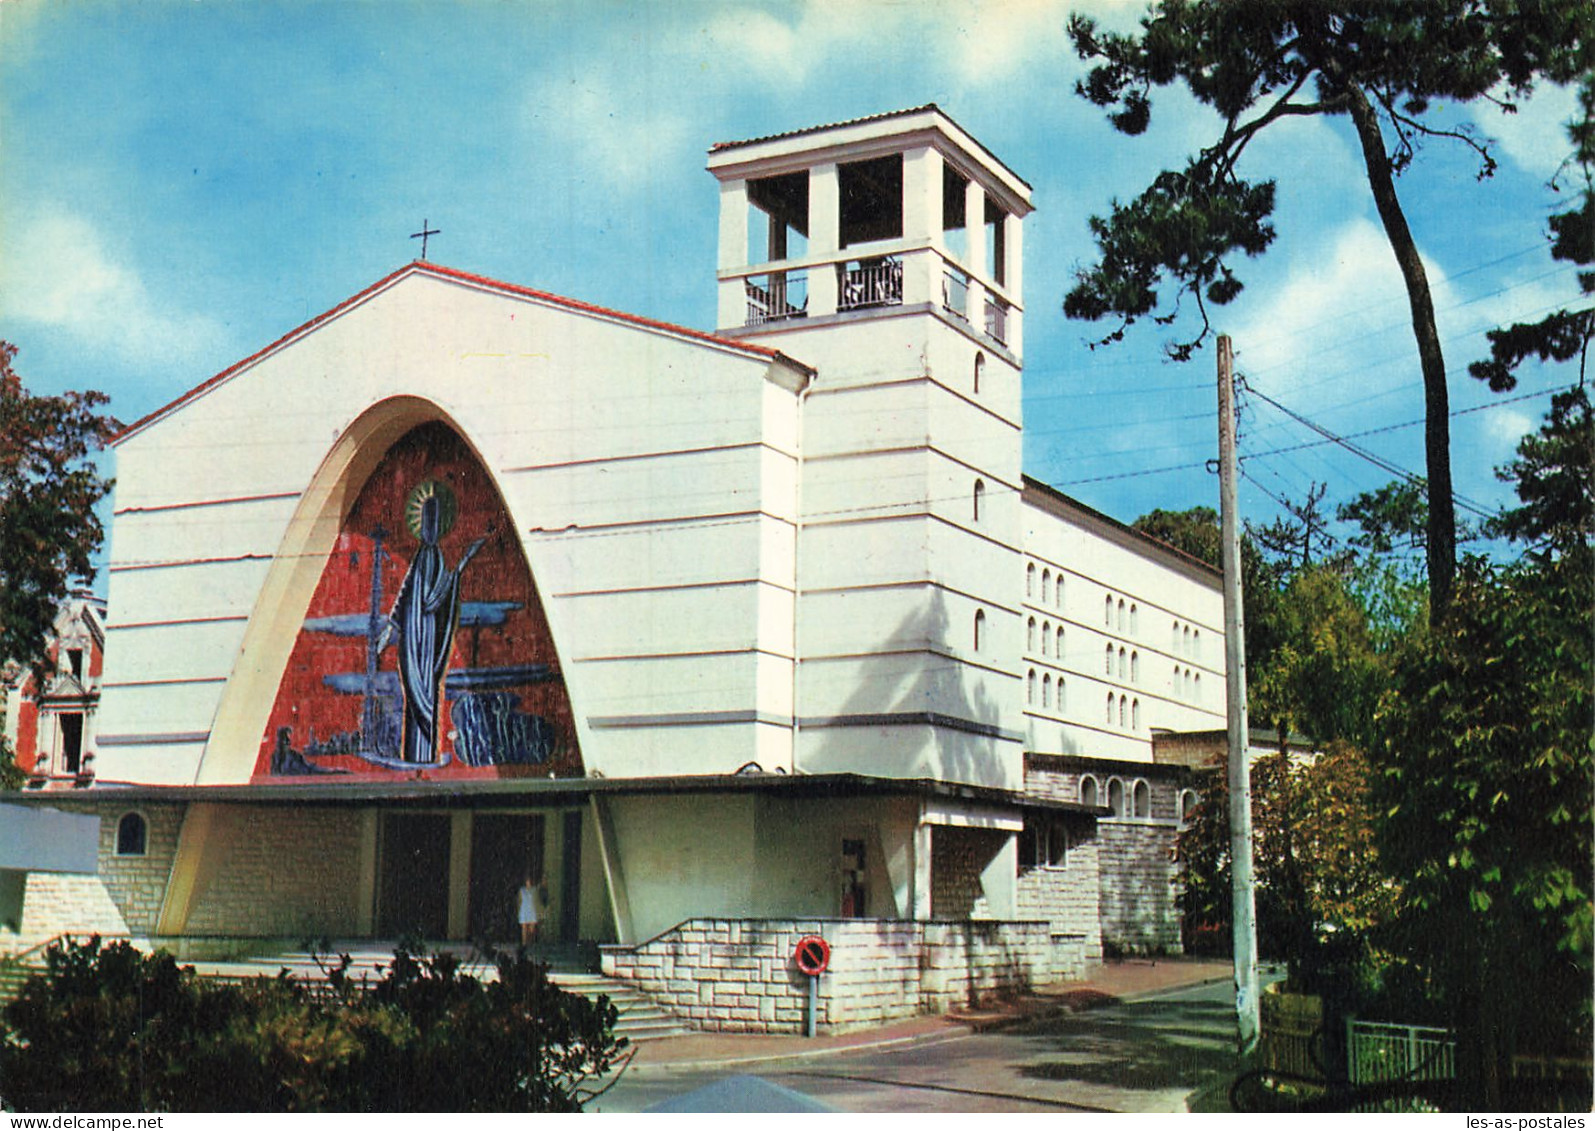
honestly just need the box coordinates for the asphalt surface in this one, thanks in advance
[588,978,1244,1114]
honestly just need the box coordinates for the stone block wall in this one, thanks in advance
[26,799,186,937]
[0,874,130,955]
[185,806,364,938]
[601,916,1085,1034]
[930,826,1004,919]
[1015,815,1103,964]
[1097,819,1182,953]
[1025,756,1191,955]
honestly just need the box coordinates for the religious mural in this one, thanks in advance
[254,422,581,780]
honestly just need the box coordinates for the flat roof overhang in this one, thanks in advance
[10,772,1104,817]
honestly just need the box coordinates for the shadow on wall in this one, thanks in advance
[811,587,1007,789]
[945,918,1034,1009]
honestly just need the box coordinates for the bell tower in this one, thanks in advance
[709,107,1034,791]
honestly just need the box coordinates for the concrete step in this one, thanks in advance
[550,972,693,1041]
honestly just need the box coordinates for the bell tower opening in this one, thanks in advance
[709,104,1031,355]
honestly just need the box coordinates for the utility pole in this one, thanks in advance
[1218,334,1261,1055]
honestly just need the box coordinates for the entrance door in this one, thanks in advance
[468,814,544,942]
[377,813,451,939]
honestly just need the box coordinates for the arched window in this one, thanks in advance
[116,812,148,857]
[1130,651,1139,683]
[973,478,986,523]
[1056,626,1065,657]
[1129,603,1139,634]
[1027,668,1036,704]
[1117,599,1126,631]
[1042,674,1052,709]
[1108,777,1126,816]
[1193,630,1201,660]
[1041,620,1050,656]
[1106,596,1114,626]
[1027,563,1036,597]
[1054,574,1064,608]
[1131,697,1140,730]
[1105,645,1114,675]
[1118,646,1127,679]
[1184,625,1193,656]
[1027,617,1036,653]
[973,609,986,652]
[1119,696,1128,726]
[1132,779,1151,818]
[974,351,986,394]
[1173,664,1182,695]
[1172,620,1181,652]
[1194,673,1202,704]
[1056,677,1066,713]
[1186,668,1195,698]
[1105,692,1115,724]
[1042,569,1052,603]
[1079,775,1099,808]
[1179,789,1200,823]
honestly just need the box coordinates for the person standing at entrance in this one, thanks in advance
[518,876,542,946]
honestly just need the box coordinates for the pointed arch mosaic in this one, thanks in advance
[253,421,581,780]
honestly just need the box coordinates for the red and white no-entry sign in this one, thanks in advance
[793,934,831,976]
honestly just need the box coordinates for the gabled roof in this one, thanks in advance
[710,103,1034,196]
[1022,474,1222,581]
[115,261,813,445]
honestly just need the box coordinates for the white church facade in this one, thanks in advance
[8,108,1225,1031]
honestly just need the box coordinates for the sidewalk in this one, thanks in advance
[621,956,1232,1070]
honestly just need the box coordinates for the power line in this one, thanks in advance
[1237,374,1497,520]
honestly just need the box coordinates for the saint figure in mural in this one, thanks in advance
[378,481,485,764]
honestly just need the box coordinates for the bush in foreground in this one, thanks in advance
[0,937,626,1112]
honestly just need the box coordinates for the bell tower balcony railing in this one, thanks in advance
[745,270,808,325]
[942,264,971,321]
[837,257,903,312]
[719,246,1020,354]
[984,294,1009,345]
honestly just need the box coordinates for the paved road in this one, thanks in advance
[589,979,1244,1114]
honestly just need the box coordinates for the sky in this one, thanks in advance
[1,0,1585,585]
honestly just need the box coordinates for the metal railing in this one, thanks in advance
[942,266,970,320]
[838,258,903,311]
[1347,1019,1455,1113]
[985,295,1009,344]
[745,270,807,326]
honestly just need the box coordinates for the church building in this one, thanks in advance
[10,108,1225,1032]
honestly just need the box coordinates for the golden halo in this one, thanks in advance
[404,479,458,541]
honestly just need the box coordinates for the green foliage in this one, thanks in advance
[0,343,120,681]
[1372,551,1593,1088]
[1487,384,1593,558]
[1067,1,1592,358]
[1176,742,1396,998]
[1067,0,1593,610]
[0,937,626,1113]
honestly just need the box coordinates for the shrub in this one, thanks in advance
[0,937,625,1112]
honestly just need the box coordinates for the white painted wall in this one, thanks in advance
[99,269,804,785]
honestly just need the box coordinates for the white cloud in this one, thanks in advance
[525,79,695,191]
[1230,219,1459,394]
[1468,81,1581,180]
[0,207,230,369]
[694,0,1081,91]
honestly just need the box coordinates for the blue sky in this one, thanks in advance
[1,0,1584,581]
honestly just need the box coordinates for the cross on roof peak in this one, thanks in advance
[410,219,440,260]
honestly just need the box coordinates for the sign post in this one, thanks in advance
[793,934,831,1037]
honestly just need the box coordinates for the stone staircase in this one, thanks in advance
[549,971,692,1042]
